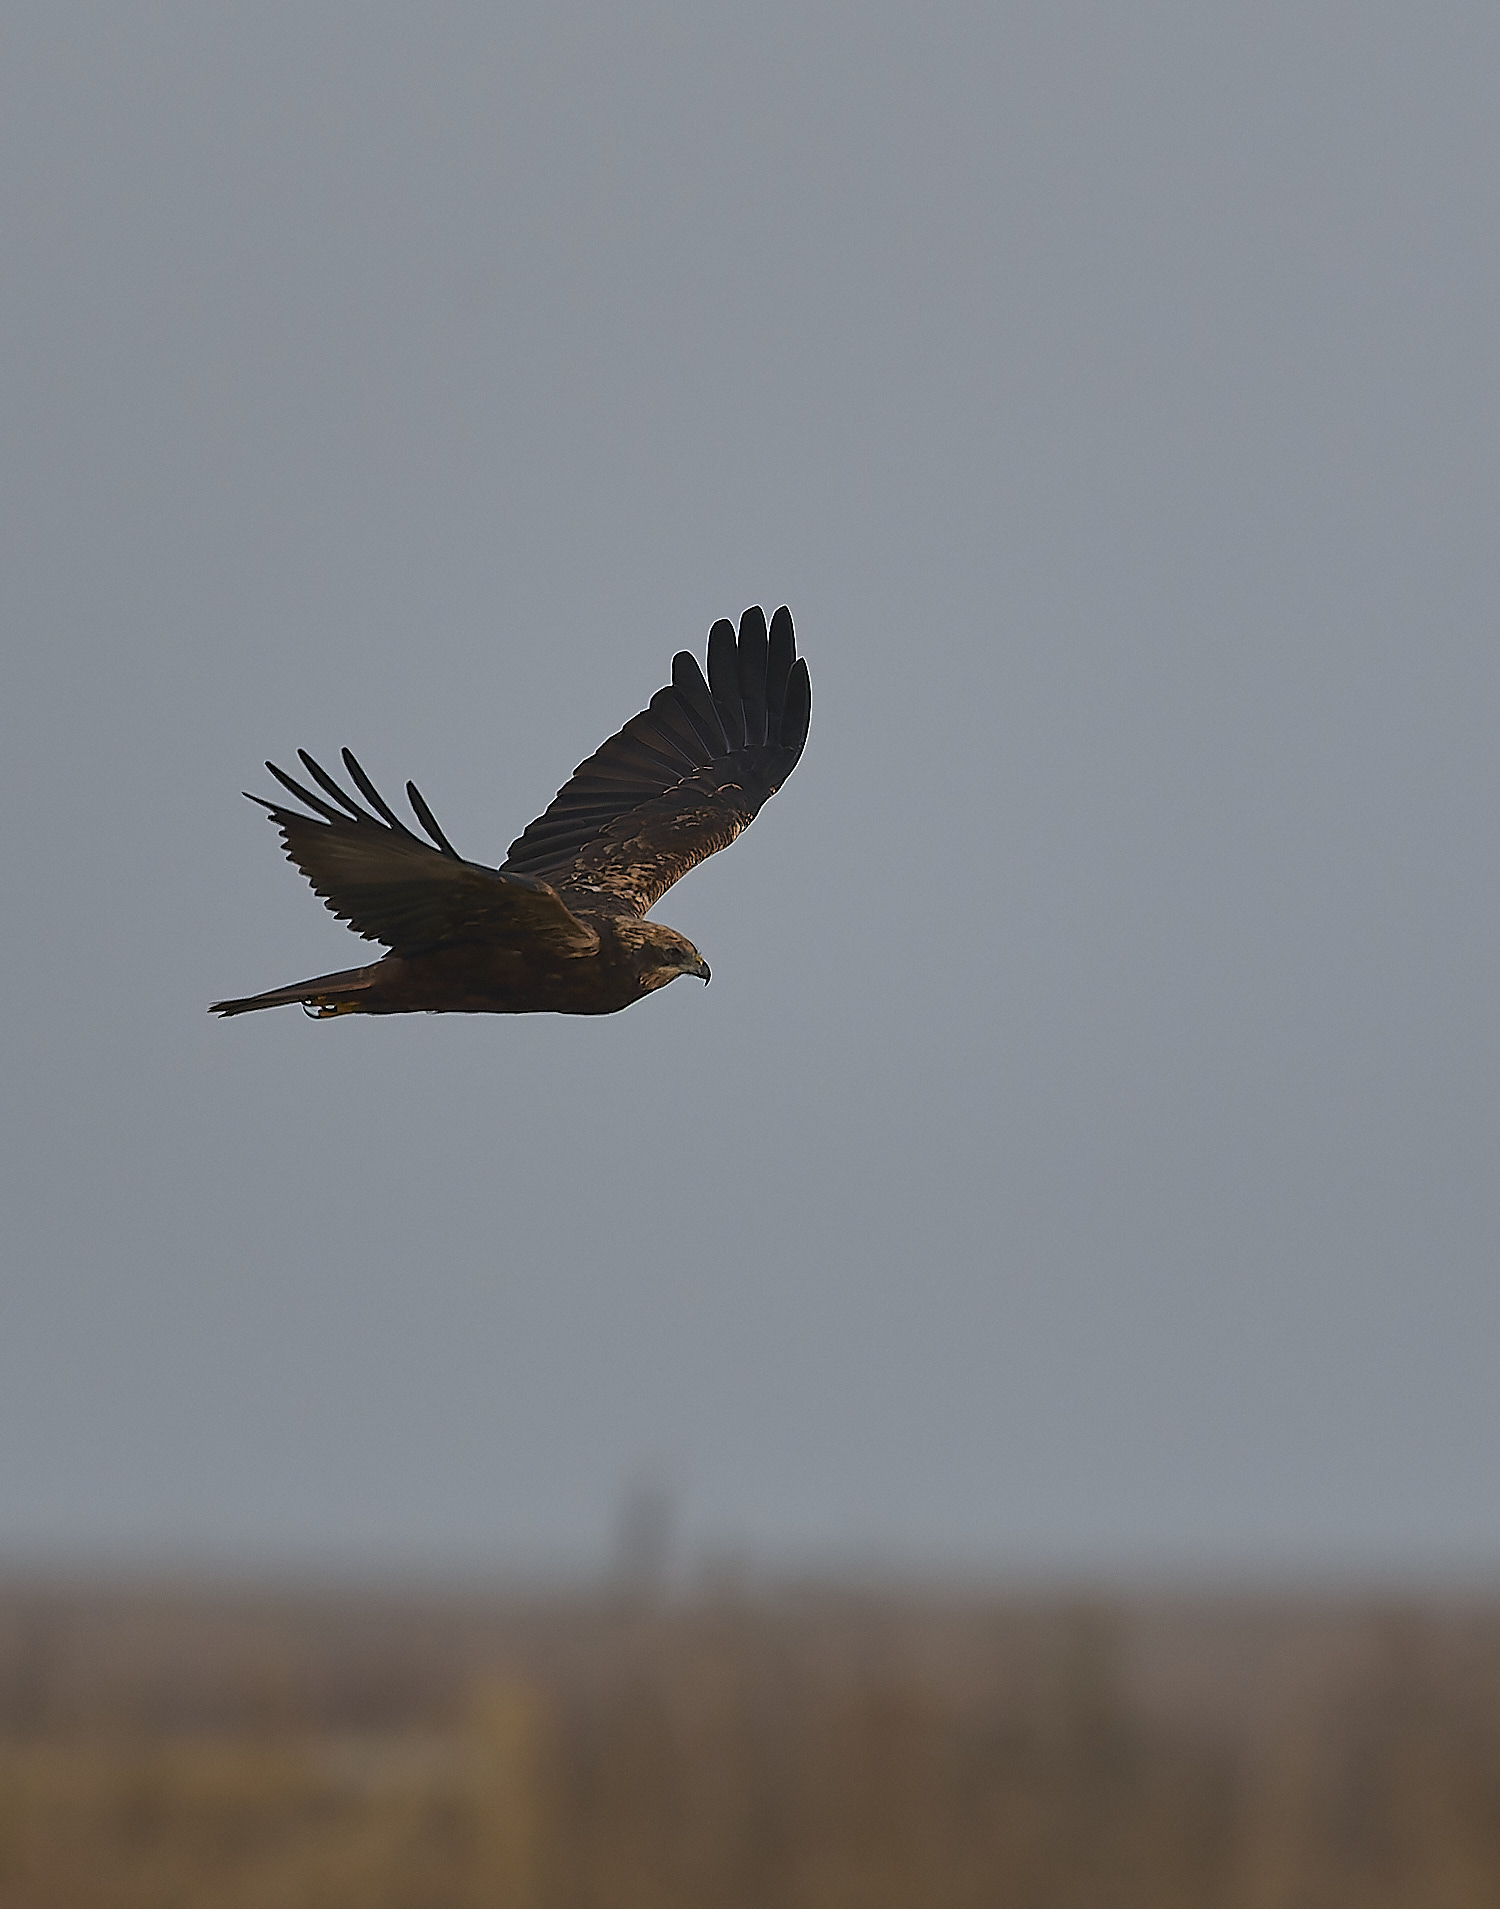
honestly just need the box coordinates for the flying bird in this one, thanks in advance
[210,606,810,1019]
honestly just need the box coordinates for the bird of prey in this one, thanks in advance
[211,606,810,1019]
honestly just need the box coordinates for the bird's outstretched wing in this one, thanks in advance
[250,749,599,957]
[503,605,811,916]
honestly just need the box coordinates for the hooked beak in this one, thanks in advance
[691,955,711,984]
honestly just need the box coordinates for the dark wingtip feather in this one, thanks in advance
[706,618,743,747]
[671,650,728,753]
[672,650,708,692]
[340,748,417,837]
[765,606,795,735]
[644,683,715,766]
[297,749,368,820]
[737,606,769,745]
[779,656,811,757]
[263,760,349,825]
[407,780,459,856]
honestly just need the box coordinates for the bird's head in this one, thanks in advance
[630,922,711,993]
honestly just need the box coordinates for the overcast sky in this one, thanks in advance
[2,2,1497,1583]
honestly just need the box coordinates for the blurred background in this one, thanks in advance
[2,2,1497,1901]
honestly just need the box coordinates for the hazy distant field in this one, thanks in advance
[1,1581,1497,1906]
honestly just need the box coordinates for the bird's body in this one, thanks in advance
[211,607,808,1019]
[216,921,705,1019]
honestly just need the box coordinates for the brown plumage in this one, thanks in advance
[210,606,810,1019]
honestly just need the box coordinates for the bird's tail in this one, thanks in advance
[210,963,380,1018]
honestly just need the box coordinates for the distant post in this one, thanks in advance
[610,1471,677,1603]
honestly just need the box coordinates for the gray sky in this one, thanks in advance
[3,1,1497,1582]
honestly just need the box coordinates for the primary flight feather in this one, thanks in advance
[210,606,810,1019]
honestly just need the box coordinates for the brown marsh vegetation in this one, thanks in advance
[1,1580,1498,1906]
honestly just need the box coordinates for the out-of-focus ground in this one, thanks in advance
[1,1579,1497,1907]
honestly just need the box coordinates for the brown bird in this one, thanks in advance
[211,606,810,1019]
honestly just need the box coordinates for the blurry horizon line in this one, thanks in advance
[2,1534,1498,1604]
